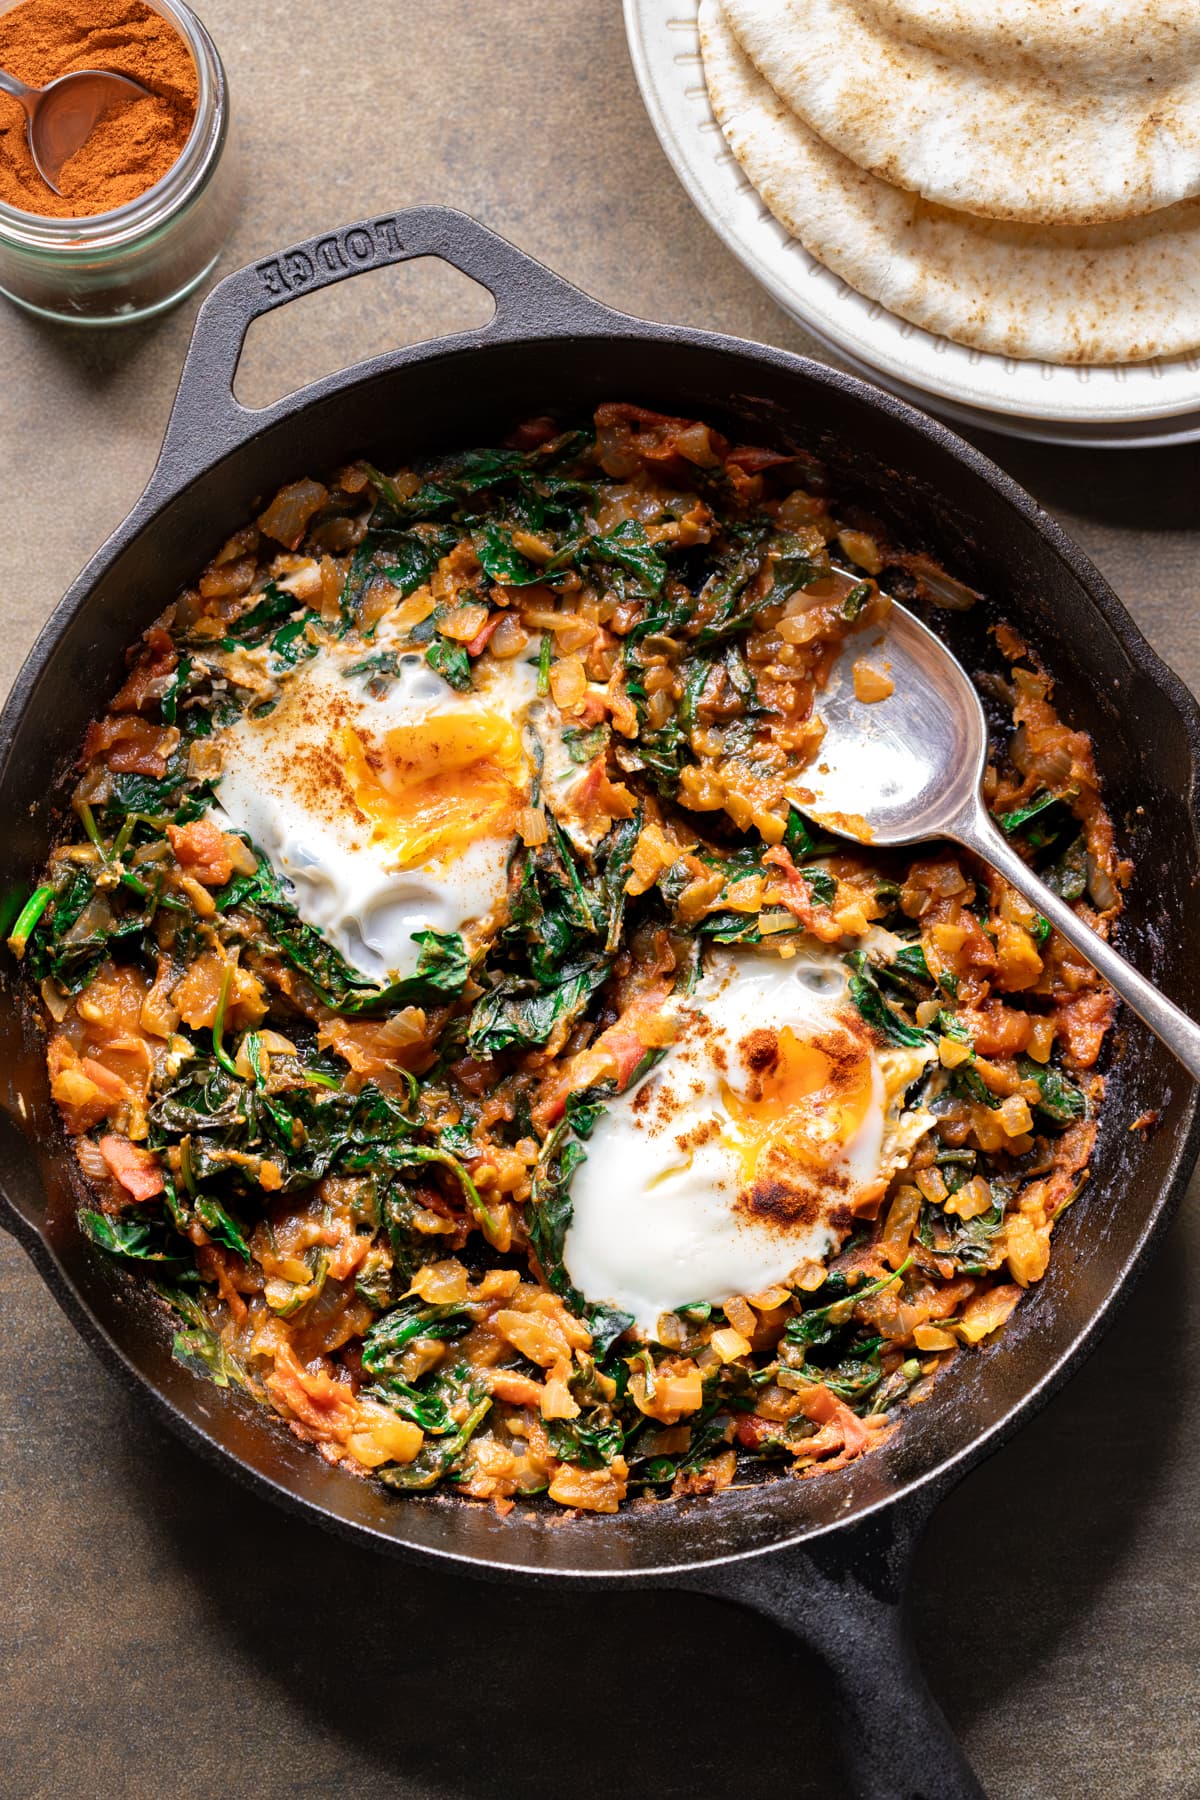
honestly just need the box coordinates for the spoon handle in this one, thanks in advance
[957,807,1200,1084]
[0,68,36,109]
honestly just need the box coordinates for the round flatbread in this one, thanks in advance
[721,0,1200,226]
[865,0,1199,83]
[699,0,1200,363]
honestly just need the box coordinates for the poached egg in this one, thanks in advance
[563,947,935,1332]
[213,642,540,985]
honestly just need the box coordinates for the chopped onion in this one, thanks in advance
[902,553,981,611]
[257,478,328,551]
[62,895,112,946]
[437,602,490,643]
[489,614,529,659]
[75,1137,109,1181]
[1087,854,1118,912]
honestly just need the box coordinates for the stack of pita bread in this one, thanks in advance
[698,0,1200,363]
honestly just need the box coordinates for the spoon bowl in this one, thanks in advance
[0,65,152,196]
[805,597,1200,1081]
[800,600,985,847]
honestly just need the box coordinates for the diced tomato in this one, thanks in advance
[265,1342,359,1433]
[574,758,636,825]
[194,1244,249,1323]
[795,1383,871,1458]
[962,1000,1033,1058]
[593,402,731,477]
[98,1133,164,1201]
[464,612,502,658]
[724,445,793,475]
[78,1057,131,1102]
[110,640,178,714]
[763,845,842,943]
[734,1414,777,1450]
[1055,988,1116,1069]
[532,984,673,1129]
[167,819,235,887]
[606,1026,650,1090]
[504,416,560,450]
[489,1370,545,1408]
[47,1039,129,1133]
[80,714,177,777]
[600,985,675,1092]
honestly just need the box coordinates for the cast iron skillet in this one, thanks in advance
[1,208,1198,1800]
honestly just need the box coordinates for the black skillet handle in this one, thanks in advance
[149,206,621,498]
[683,1493,985,1800]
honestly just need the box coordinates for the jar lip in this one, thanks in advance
[0,0,227,247]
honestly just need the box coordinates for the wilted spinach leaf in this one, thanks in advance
[844,952,931,1049]
[1017,1056,1087,1124]
[80,1207,186,1263]
[426,637,472,691]
[362,1296,472,1378]
[585,520,667,595]
[475,522,545,586]
[468,955,610,1058]
[379,1392,492,1490]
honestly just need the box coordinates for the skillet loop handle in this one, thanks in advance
[151,205,617,493]
[688,1500,985,1800]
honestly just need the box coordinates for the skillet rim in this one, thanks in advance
[1,257,1199,1581]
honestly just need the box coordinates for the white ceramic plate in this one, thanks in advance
[623,0,1200,447]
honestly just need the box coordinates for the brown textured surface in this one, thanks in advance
[0,4,1198,1797]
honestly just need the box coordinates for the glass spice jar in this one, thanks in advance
[0,0,236,325]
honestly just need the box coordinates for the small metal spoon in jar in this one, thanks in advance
[0,64,152,197]
[800,600,1200,1080]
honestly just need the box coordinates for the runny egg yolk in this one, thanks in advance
[720,1023,877,1179]
[340,709,529,869]
[210,646,543,988]
[560,947,937,1333]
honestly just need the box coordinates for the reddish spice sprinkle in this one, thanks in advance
[0,0,197,218]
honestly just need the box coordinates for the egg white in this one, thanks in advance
[563,947,935,1333]
[212,643,541,985]
[529,699,613,853]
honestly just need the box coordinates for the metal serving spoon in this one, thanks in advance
[0,64,151,196]
[801,600,1200,1081]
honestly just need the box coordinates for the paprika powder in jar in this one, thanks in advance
[0,0,235,323]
